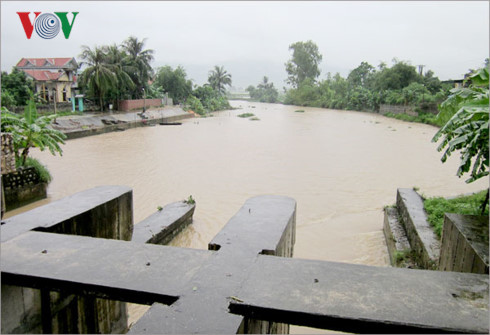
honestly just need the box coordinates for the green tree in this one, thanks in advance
[421,70,442,94]
[374,60,420,91]
[122,36,154,98]
[1,101,66,165]
[1,68,34,107]
[247,76,279,103]
[208,65,232,95]
[347,62,375,89]
[192,85,231,112]
[154,65,193,104]
[79,45,118,111]
[432,67,489,184]
[104,44,136,102]
[285,40,322,88]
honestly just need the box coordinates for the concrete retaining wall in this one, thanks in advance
[383,207,411,266]
[439,213,489,274]
[1,167,47,211]
[379,104,417,116]
[132,201,195,245]
[1,186,133,334]
[57,109,193,140]
[396,188,440,269]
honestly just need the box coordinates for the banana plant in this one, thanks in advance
[1,100,66,166]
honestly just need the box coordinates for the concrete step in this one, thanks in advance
[132,201,195,245]
[396,188,441,269]
[383,207,418,268]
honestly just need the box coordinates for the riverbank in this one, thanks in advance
[51,106,194,140]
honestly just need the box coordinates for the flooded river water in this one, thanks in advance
[6,100,487,331]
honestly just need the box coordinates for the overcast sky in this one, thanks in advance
[1,1,489,90]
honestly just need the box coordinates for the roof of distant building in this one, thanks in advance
[22,69,66,81]
[16,57,78,69]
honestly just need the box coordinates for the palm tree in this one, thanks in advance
[122,36,154,98]
[208,65,232,95]
[1,101,66,165]
[104,44,136,101]
[79,45,118,111]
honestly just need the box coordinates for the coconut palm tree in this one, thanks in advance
[1,101,66,165]
[79,45,118,111]
[122,36,154,98]
[104,44,136,101]
[208,65,232,95]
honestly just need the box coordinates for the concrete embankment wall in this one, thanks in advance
[384,188,488,274]
[1,186,133,333]
[379,104,417,116]
[54,107,194,140]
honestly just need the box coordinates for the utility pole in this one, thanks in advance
[418,65,425,76]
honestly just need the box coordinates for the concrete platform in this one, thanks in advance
[1,185,132,243]
[397,188,440,269]
[1,231,211,305]
[132,201,195,245]
[230,255,489,334]
[53,107,193,140]
[383,206,412,266]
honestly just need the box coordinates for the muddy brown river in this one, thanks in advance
[5,101,487,331]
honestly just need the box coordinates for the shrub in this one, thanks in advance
[17,157,52,183]
[185,95,206,116]
[424,190,489,238]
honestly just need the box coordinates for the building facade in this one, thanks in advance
[16,58,78,103]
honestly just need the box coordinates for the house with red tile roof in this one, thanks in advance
[16,58,78,103]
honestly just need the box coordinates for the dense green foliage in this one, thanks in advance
[285,40,322,88]
[153,66,192,104]
[185,95,206,115]
[424,190,489,238]
[104,43,136,102]
[185,85,231,116]
[1,102,66,166]
[121,36,154,98]
[284,51,450,116]
[79,45,120,111]
[19,156,52,183]
[1,68,35,108]
[208,65,232,95]
[432,67,489,184]
[246,76,279,103]
[79,36,153,110]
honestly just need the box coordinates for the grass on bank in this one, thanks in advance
[423,190,489,238]
[16,157,52,183]
[383,112,444,127]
